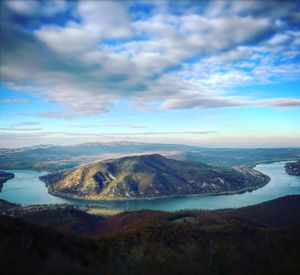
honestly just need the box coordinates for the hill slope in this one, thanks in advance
[40,154,270,200]
[0,171,14,192]
[285,160,300,176]
[229,195,300,232]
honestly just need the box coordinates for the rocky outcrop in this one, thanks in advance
[40,154,270,200]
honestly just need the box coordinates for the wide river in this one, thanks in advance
[0,161,299,211]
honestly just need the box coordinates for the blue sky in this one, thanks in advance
[0,0,300,148]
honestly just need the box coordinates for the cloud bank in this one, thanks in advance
[1,0,300,117]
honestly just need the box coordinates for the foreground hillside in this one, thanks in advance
[1,195,300,275]
[226,195,300,232]
[40,154,269,200]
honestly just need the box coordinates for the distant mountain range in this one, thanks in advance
[0,141,197,155]
[0,141,199,171]
[0,142,299,172]
[40,154,270,200]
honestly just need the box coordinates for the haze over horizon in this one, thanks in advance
[1,0,300,148]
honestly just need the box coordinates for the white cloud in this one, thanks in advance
[1,0,300,117]
[258,98,300,107]
[161,92,248,110]
[35,23,100,54]
[161,92,300,110]
[0,99,29,103]
[5,0,40,15]
[9,122,40,126]
[5,0,67,16]
[0,127,42,131]
[36,1,132,54]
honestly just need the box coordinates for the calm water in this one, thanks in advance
[1,161,299,210]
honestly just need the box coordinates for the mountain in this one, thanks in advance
[1,143,300,171]
[0,141,197,157]
[0,142,198,171]
[0,171,14,192]
[285,160,300,176]
[40,154,270,200]
[1,195,300,275]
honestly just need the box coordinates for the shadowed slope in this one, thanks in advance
[228,195,300,232]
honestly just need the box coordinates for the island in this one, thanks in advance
[285,160,300,176]
[40,154,270,201]
[0,171,15,192]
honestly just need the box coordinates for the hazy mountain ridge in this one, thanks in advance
[1,142,299,172]
[40,154,270,200]
[0,142,199,171]
[173,148,300,167]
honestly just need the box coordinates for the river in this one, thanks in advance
[0,161,299,210]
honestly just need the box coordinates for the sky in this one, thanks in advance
[0,0,300,148]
